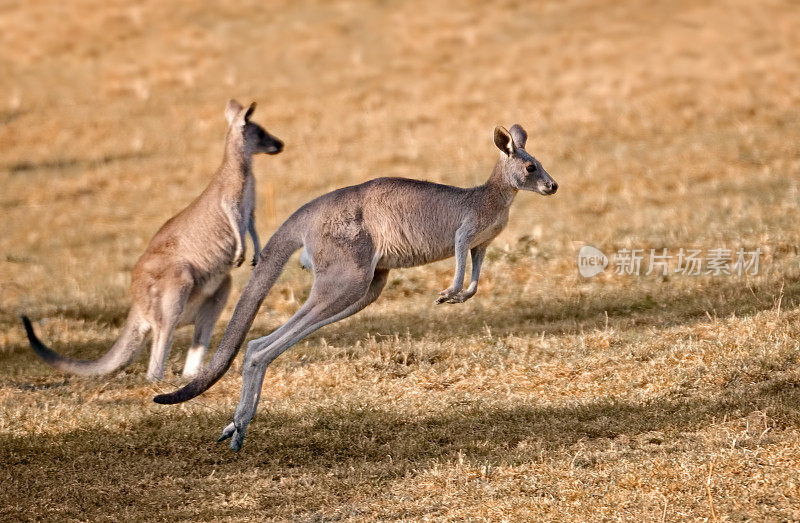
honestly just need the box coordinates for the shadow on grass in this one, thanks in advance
[3,151,152,175]
[269,274,800,345]
[44,301,131,327]
[6,273,799,364]
[1,371,798,519]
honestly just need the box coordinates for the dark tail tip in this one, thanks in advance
[21,315,38,344]
[153,379,202,404]
[153,392,178,405]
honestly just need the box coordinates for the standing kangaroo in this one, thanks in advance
[154,124,557,451]
[21,100,284,381]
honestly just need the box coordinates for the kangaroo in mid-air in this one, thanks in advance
[22,100,284,381]
[154,123,557,451]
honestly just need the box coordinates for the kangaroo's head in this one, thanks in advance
[225,99,284,156]
[493,124,557,195]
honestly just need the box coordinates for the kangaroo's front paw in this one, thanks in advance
[233,251,245,268]
[251,255,259,268]
[436,287,460,304]
[443,289,476,304]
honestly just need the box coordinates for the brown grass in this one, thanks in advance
[2,0,800,520]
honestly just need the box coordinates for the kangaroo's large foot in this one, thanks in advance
[217,422,246,452]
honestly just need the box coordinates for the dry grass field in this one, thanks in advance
[2,0,800,520]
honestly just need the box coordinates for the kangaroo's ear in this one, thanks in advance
[225,99,244,125]
[509,124,527,149]
[244,102,256,122]
[494,126,515,155]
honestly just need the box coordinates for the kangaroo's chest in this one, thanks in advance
[374,212,509,269]
[239,178,256,223]
[472,208,509,247]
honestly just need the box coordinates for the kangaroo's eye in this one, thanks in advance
[526,164,537,173]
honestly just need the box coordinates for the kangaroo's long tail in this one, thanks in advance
[153,225,301,404]
[21,309,149,376]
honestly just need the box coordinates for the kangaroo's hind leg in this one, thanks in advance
[183,275,232,377]
[146,269,194,381]
[222,267,389,391]
[219,263,386,451]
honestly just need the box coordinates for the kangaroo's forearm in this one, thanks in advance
[248,215,261,266]
[450,225,473,291]
[467,245,487,291]
[437,242,486,304]
[456,245,487,300]
[437,223,475,303]
[248,215,260,254]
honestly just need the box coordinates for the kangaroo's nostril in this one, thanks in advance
[550,182,558,193]
[266,141,284,155]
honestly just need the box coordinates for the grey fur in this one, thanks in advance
[21,100,283,381]
[153,124,557,451]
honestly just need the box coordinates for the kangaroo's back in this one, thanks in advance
[362,178,477,267]
[133,181,235,282]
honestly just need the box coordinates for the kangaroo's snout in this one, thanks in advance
[266,139,284,155]
[533,170,557,196]
[536,176,557,195]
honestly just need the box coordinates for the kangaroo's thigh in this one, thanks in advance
[183,275,232,377]
[146,267,194,380]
